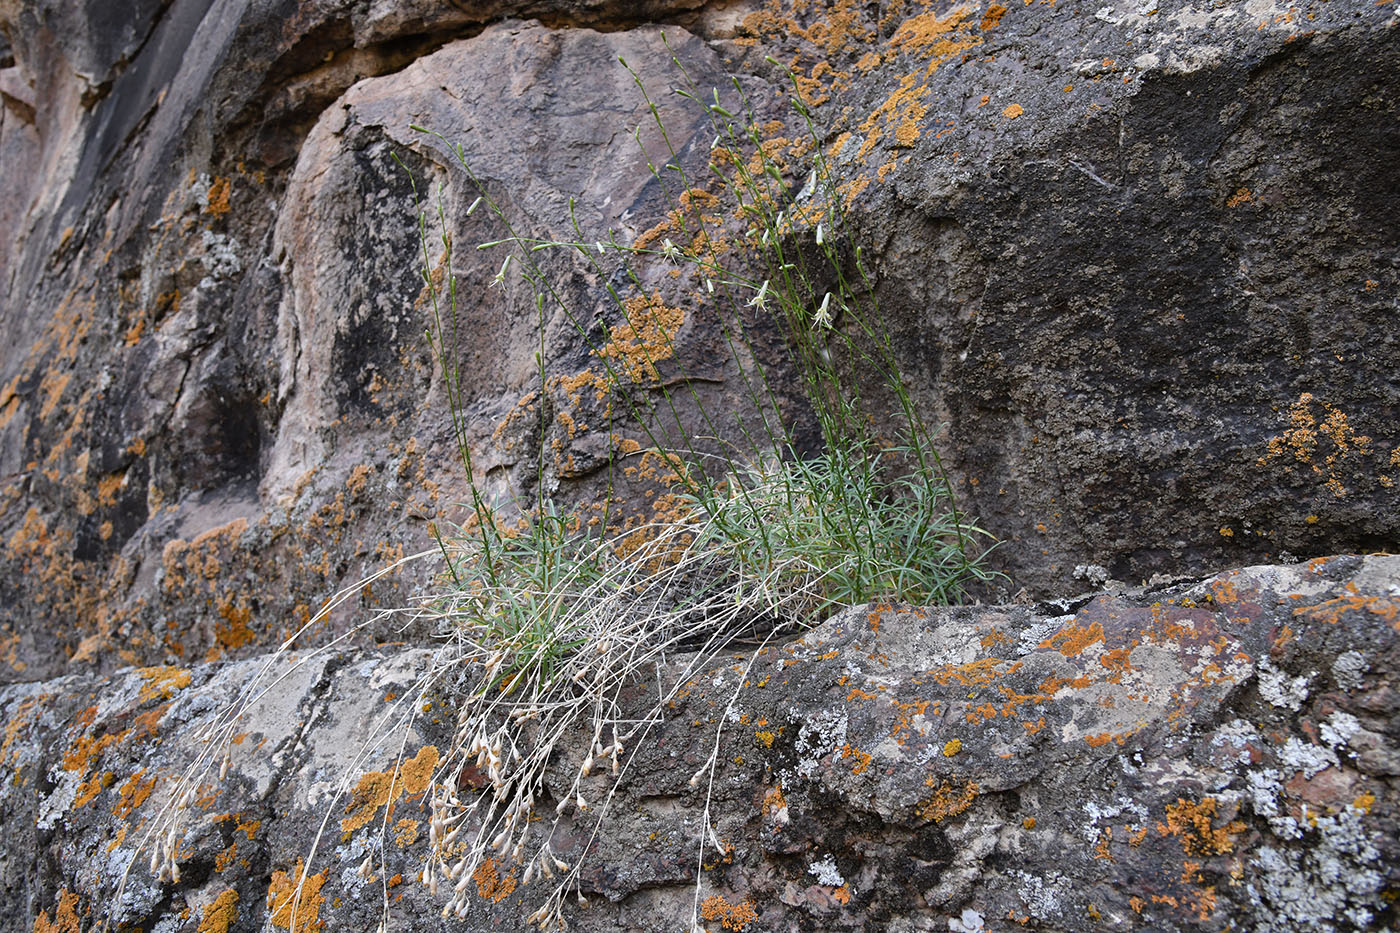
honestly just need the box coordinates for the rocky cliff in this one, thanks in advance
[0,0,1396,930]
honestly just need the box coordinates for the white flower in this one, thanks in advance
[705,278,714,294]
[467,196,483,216]
[595,241,607,255]
[747,280,770,312]
[661,237,682,263]
[813,292,833,329]
[490,255,511,287]
[815,223,824,246]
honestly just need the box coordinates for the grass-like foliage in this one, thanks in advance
[402,46,998,930]
[122,45,997,933]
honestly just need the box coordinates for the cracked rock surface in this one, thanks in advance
[3,555,1396,931]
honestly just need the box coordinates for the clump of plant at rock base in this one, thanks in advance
[420,51,998,930]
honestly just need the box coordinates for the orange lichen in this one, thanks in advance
[197,889,239,933]
[980,3,1007,29]
[394,818,420,848]
[701,895,759,930]
[1158,797,1245,856]
[596,292,685,384]
[1002,103,1024,119]
[1040,619,1105,657]
[113,770,158,818]
[204,177,232,216]
[341,745,439,833]
[916,779,978,822]
[267,860,327,933]
[1291,584,1398,628]
[138,666,192,701]
[472,858,518,903]
[930,657,1021,687]
[32,889,82,933]
[856,7,982,158]
[1258,392,1372,497]
[212,597,256,658]
[840,743,872,774]
[889,697,930,742]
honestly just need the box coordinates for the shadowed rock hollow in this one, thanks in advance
[0,0,1395,930]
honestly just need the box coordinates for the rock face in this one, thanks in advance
[0,0,1397,930]
[0,0,1395,684]
[3,555,1397,931]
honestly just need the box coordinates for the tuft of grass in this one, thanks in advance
[120,43,1000,933]
[403,47,1000,931]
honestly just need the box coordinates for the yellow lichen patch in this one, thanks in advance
[597,292,685,383]
[1040,619,1105,657]
[197,889,239,933]
[394,817,420,848]
[916,779,978,822]
[1001,103,1024,119]
[138,666,192,701]
[700,895,759,930]
[1158,797,1245,856]
[1,695,44,766]
[840,743,872,774]
[1291,584,1398,629]
[32,888,82,933]
[755,730,777,748]
[943,738,963,757]
[857,7,982,158]
[267,860,327,933]
[340,745,440,833]
[210,596,256,659]
[112,770,158,818]
[471,858,517,903]
[1258,392,1373,497]
[889,697,930,743]
[930,656,1021,688]
[204,177,232,216]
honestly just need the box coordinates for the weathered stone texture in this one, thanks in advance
[0,1,1396,930]
[3,556,1396,931]
[0,0,1395,684]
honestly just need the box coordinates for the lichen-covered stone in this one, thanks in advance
[3,0,1396,684]
[3,555,1395,931]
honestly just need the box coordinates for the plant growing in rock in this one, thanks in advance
[402,50,998,930]
[114,50,996,933]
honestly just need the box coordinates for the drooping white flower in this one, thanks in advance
[490,255,511,287]
[661,238,682,263]
[747,280,770,312]
[815,222,825,246]
[813,292,833,329]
